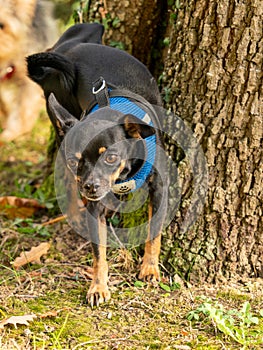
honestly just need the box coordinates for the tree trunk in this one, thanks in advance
[55,0,262,282]
[87,0,165,70]
[161,0,263,282]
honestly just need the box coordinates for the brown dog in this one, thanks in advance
[0,0,58,141]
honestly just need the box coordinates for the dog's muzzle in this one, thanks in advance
[80,180,109,201]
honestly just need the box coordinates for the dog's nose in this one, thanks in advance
[83,180,100,194]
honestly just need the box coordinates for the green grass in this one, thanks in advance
[187,298,263,348]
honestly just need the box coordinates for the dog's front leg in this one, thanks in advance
[86,204,110,307]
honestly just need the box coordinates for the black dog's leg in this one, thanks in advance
[86,203,110,307]
[139,174,167,282]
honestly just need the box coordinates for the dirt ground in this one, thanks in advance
[0,115,262,349]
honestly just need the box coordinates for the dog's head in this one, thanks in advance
[49,94,155,201]
[0,0,37,62]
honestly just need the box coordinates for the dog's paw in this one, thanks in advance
[86,283,111,308]
[139,261,160,283]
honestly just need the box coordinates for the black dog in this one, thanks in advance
[27,23,168,307]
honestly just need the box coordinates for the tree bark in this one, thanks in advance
[88,0,165,69]
[162,0,263,282]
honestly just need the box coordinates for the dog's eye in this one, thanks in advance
[105,154,118,164]
[0,23,4,30]
[67,158,78,168]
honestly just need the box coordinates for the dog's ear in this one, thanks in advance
[121,114,156,139]
[27,53,76,93]
[47,93,78,141]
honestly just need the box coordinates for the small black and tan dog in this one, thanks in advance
[27,23,168,306]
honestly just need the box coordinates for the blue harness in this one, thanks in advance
[89,78,157,194]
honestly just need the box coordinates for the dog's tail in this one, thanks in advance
[26,52,76,93]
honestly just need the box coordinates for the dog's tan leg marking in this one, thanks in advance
[87,218,110,307]
[139,201,161,282]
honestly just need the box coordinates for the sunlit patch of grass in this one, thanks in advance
[187,297,263,347]
[1,112,50,162]
[0,113,51,197]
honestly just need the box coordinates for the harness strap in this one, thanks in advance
[92,77,109,107]
[109,89,162,131]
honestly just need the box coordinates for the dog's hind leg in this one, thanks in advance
[138,200,161,282]
[139,174,168,282]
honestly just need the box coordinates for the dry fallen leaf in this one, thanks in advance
[0,196,45,219]
[39,308,71,319]
[0,314,37,329]
[12,242,51,269]
[0,309,72,330]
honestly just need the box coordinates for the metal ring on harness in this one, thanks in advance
[92,78,106,94]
